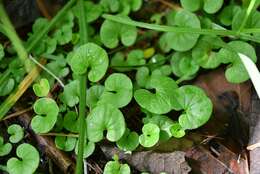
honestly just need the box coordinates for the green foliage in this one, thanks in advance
[100,15,137,48]
[86,85,105,109]
[7,143,39,174]
[60,80,80,107]
[180,0,224,14]
[139,123,160,147]
[98,73,133,108]
[55,136,77,151]
[75,139,95,158]
[0,76,15,96]
[0,136,12,156]
[218,5,241,26]
[116,128,139,151]
[68,43,109,81]
[63,111,79,133]
[0,44,4,61]
[103,156,131,174]
[7,124,24,143]
[87,104,126,142]
[170,123,186,138]
[31,98,59,133]
[33,78,50,97]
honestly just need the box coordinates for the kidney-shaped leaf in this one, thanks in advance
[174,85,213,130]
[139,123,160,147]
[7,143,39,174]
[33,78,50,97]
[98,73,133,108]
[116,128,139,151]
[0,136,12,156]
[104,160,131,174]
[63,111,79,133]
[8,124,24,143]
[69,43,109,82]
[31,98,59,133]
[203,0,223,14]
[180,0,201,12]
[87,104,126,142]
[55,136,77,152]
[75,140,95,158]
[86,85,105,109]
[60,80,80,107]
[134,75,179,114]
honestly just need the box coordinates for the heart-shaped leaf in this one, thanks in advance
[218,5,241,26]
[86,85,105,109]
[203,0,223,14]
[68,43,109,82]
[174,85,213,130]
[180,0,201,12]
[60,80,80,107]
[134,75,179,114]
[217,41,257,83]
[8,124,24,143]
[98,73,133,108]
[0,136,12,156]
[139,123,160,147]
[100,0,120,13]
[55,136,77,152]
[33,78,50,97]
[7,143,39,174]
[87,104,126,142]
[120,0,143,15]
[170,123,186,138]
[31,98,59,133]
[63,111,79,133]
[104,160,130,174]
[100,15,137,48]
[159,10,200,51]
[116,128,139,151]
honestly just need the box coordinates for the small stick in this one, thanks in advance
[247,142,260,150]
[40,133,79,138]
[1,107,32,121]
[36,0,52,20]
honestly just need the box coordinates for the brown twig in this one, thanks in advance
[40,133,79,138]
[153,0,181,10]
[247,142,260,150]
[36,0,52,20]
[1,107,32,121]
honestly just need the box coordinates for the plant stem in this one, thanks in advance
[0,59,46,120]
[76,0,88,173]
[40,132,79,138]
[26,0,77,52]
[0,0,32,72]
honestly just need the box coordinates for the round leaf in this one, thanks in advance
[33,78,50,97]
[7,143,39,174]
[31,98,59,133]
[60,80,80,107]
[134,75,179,114]
[180,0,201,12]
[203,0,224,14]
[8,124,24,143]
[0,77,15,96]
[68,43,109,82]
[63,111,79,133]
[170,123,186,138]
[0,136,12,156]
[116,128,139,151]
[98,73,133,108]
[55,136,77,151]
[86,85,105,109]
[174,85,213,130]
[104,161,130,174]
[139,123,160,147]
[87,104,126,142]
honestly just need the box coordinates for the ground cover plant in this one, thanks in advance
[0,0,260,173]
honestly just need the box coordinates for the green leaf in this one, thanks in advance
[218,5,241,26]
[100,0,120,13]
[68,43,109,82]
[139,123,160,147]
[191,36,222,69]
[170,123,186,138]
[119,0,143,14]
[7,124,24,143]
[217,41,257,83]
[116,128,139,151]
[160,10,200,51]
[33,78,50,97]
[98,73,133,108]
[170,52,199,78]
[87,104,126,142]
[134,75,179,114]
[75,140,95,158]
[203,0,224,14]
[86,85,105,109]
[0,77,15,96]
[0,136,12,156]
[0,44,4,61]
[55,136,77,152]
[174,85,213,130]
[7,143,39,174]
[60,80,80,107]
[104,160,130,174]
[63,111,79,133]
[136,67,151,88]
[152,65,172,77]
[100,15,137,48]
[180,0,201,12]
[9,59,26,83]
[31,98,59,133]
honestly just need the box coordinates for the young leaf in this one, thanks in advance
[7,124,24,143]
[174,85,213,130]
[119,0,143,15]
[68,43,109,82]
[104,160,131,174]
[136,67,151,88]
[218,5,241,26]
[170,123,186,138]
[159,10,201,51]
[87,104,126,142]
[33,78,50,97]
[217,41,257,83]
[55,136,77,152]
[170,52,199,78]
[60,80,80,107]
[98,73,133,108]
[63,111,79,133]
[7,143,39,174]
[100,0,120,13]
[86,85,105,109]
[180,0,201,12]
[0,136,12,156]
[152,65,172,77]
[139,123,160,147]
[116,128,139,151]
[0,77,15,96]
[203,0,224,14]
[100,15,137,48]
[31,98,59,133]
[134,75,179,114]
